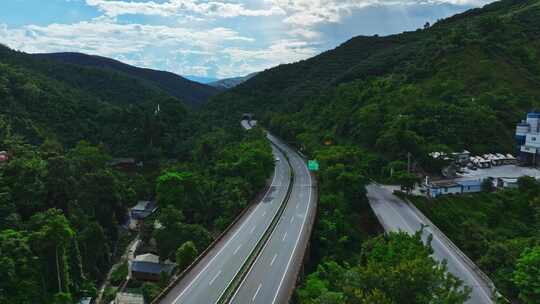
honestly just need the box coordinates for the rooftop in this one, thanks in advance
[134,253,160,263]
[429,180,460,187]
[456,180,482,187]
[132,201,152,212]
[115,292,144,304]
[131,260,175,275]
[78,297,92,304]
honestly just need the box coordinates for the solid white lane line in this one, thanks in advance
[172,156,281,303]
[218,144,291,304]
[270,254,278,267]
[252,283,262,302]
[250,225,256,234]
[271,156,313,304]
[209,270,222,286]
[282,232,287,242]
[233,244,242,255]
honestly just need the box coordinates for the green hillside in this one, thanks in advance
[34,52,221,107]
[0,44,274,303]
[206,0,540,165]
[0,45,196,159]
[202,1,540,303]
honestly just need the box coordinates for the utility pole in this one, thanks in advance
[407,152,412,173]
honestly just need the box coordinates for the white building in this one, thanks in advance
[516,112,540,165]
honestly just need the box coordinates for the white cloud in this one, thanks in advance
[219,39,317,77]
[267,0,493,27]
[0,0,495,78]
[0,19,252,56]
[86,0,286,18]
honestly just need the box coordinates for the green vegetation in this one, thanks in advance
[150,127,273,261]
[200,2,540,302]
[411,176,540,303]
[3,0,540,302]
[0,44,196,159]
[34,52,221,107]
[297,231,470,304]
[0,137,142,302]
[176,241,198,272]
[205,0,540,173]
[0,41,274,302]
[513,246,540,303]
[110,262,129,286]
[294,144,470,303]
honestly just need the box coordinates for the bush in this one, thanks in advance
[110,262,128,286]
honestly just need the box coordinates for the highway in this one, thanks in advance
[230,134,317,304]
[366,184,495,304]
[158,139,291,304]
[158,121,316,304]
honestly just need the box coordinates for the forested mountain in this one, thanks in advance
[206,0,540,161]
[0,42,274,303]
[0,44,200,158]
[34,52,221,107]
[201,0,540,303]
[184,75,219,84]
[208,72,258,90]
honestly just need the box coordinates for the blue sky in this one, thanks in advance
[0,0,495,79]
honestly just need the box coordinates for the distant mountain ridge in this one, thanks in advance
[209,72,259,90]
[184,75,219,84]
[204,0,540,155]
[34,52,221,107]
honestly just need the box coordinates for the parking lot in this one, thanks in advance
[456,165,540,181]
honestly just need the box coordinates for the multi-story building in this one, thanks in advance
[516,112,540,165]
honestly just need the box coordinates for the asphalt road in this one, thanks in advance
[230,135,317,304]
[366,184,495,304]
[158,141,291,304]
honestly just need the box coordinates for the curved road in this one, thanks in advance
[367,184,495,304]
[230,135,317,304]
[158,141,291,304]
[158,121,316,304]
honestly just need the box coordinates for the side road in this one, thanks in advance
[366,184,495,304]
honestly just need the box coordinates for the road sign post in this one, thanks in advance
[308,160,319,171]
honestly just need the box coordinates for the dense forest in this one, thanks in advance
[412,177,540,303]
[0,44,274,303]
[2,0,540,303]
[34,52,221,107]
[0,44,199,159]
[200,0,540,303]
[292,145,471,303]
[205,0,540,166]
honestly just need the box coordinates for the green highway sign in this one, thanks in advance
[308,160,320,171]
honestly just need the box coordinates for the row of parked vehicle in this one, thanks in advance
[468,153,517,169]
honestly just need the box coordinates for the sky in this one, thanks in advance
[0,0,495,79]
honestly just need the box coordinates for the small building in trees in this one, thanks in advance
[130,201,157,219]
[496,177,519,188]
[426,179,482,198]
[107,157,137,170]
[114,292,144,304]
[77,297,92,304]
[130,253,175,282]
